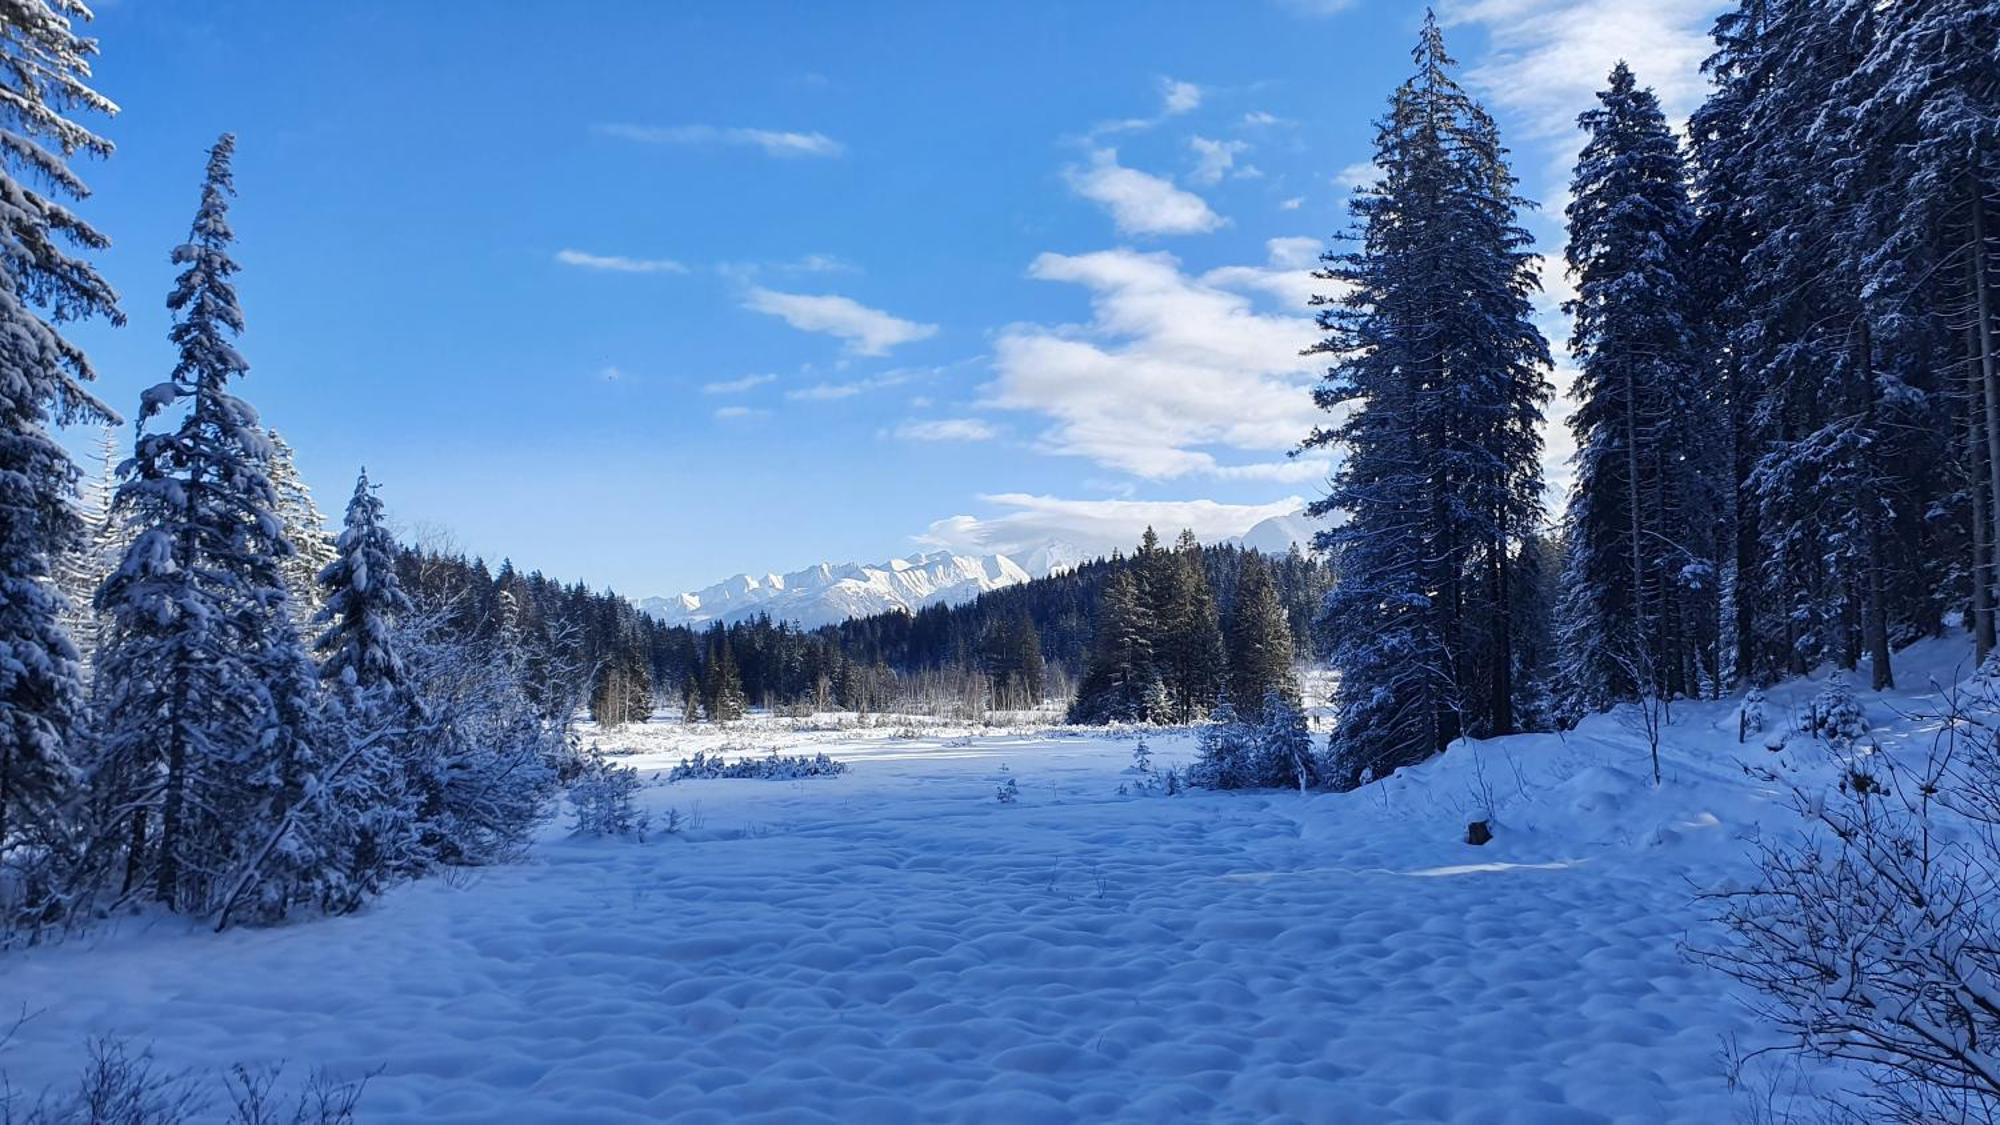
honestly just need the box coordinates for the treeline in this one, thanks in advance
[0,110,592,938]
[1309,6,1998,788]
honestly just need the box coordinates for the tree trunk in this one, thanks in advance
[1973,196,2000,589]
[1968,323,1994,660]
[1490,540,1514,736]
[1623,367,1649,698]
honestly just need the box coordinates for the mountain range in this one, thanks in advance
[638,511,1316,629]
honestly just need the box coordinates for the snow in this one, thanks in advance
[640,550,1032,629]
[4,641,1977,1121]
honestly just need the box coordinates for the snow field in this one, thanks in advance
[5,643,1964,1122]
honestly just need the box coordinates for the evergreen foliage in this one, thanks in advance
[1307,14,1553,787]
[0,0,122,898]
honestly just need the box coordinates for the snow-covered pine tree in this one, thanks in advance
[0,0,123,886]
[1224,553,1297,722]
[1556,62,1716,715]
[94,136,333,919]
[1067,569,1167,724]
[313,468,428,889]
[1306,12,1552,786]
[1156,529,1227,722]
[53,426,120,687]
[703,628,745,722]
[268,429,336,637]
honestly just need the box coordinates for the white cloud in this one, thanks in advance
[918,494,1308,561]
[1065,149,1225,237]
[702,373,777,395]
[1440,0,1723,183]
[1199,235,1331,309]
[986,243,1328,479]
[596,123,844,158]
[1334,160,1376,191]
[785,371,910,401]
[1187,136,1251,186]
[713,405,767,420]
[555,249,688,274]
[894,418,998,443]
[1279,195,1305,210]
[1242,111,1285,127]
[744,288,939,356]
[1160,78,1203,116]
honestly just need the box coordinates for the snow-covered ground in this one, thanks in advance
[4,641,1979,1122]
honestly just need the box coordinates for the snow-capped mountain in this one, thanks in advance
[1232,511,1319,555]
[640,551,1032,629]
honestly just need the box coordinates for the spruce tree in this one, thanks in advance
[1306,13,1553,786]
[1225,554,1297,721]
[1556,62,1715,714]
[268,429,336,636]
[1156,529,1227,722]
[704,629,745,722]
[0,0,122,872]
[95,136,332,917]
[1067,570,1166,724]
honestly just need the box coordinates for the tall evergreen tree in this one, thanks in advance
[702,628,745,722]
[95,136,331,917]
[1306,13,1553,786]
[0,0,122,874]
[268,429,336,636]
[1067,570,1166,724]
[1225,553,1297,721]
[1156,529,1227,722]
[1556,62,1716,714]
[313,468,424,892]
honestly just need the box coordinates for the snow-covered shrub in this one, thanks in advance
[0,1035,371,1124]
[996,776,1019,804]
[567,750,649,839]
[1737,687,1765,742]
[1796,674,1867,750]
[666,751,847,782]
[1130,739,1153,774]
[1186,694,1320,791]
[1700,677,2000,1123]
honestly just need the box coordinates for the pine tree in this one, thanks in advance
[94,136,332,918]
[313,469,427,889]
[268,429,336,637]
[703,629,745,722]
[1156,529,1227,722]
[1556,62,1716,714]
[0,0,123,875]
[54,426,120,688]
[1307,13,1552,786]
[1067,570,1166,724]
[1225,554,1297,721]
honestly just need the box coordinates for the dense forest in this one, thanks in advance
[1309,5,1999,788]
[390,532,1332,727]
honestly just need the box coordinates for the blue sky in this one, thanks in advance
[66,0,1725,597]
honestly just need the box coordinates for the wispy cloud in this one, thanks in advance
[985,241,1326,479]
[1440,0,1724,186]
[1279,196,1305,210]
[894,418,998,443]
[1159,77,1203,116]
[918,494,1306,561]
[786,371,911,401]
[1187,136,1251,186]
[1272,0,1359,14]
[596,123,844,158]
[744,288,939,356]
[713,405,767,420]
[1065,149,1225,237]
[702,373,777,395]
[555,248,688,274]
